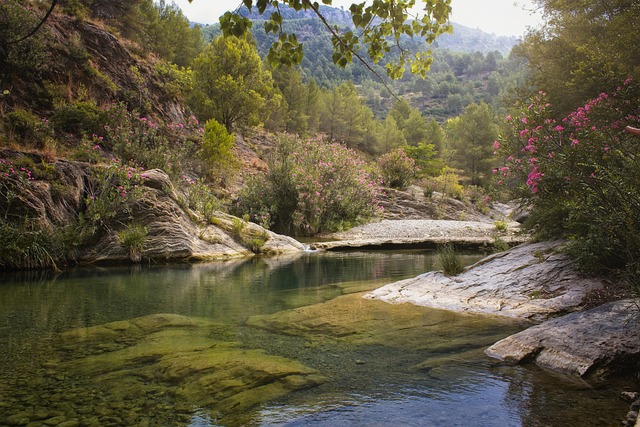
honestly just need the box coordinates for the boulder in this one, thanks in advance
[485,300,640,380]
[365,241,605,321]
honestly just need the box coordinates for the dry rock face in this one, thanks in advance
[83,169,305,263]
[365,241,605,321]
[0,150,303,266]
[485,300,640,379]
[313,218,527,250]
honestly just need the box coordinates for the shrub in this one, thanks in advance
[101,103,202,179]
[201,118,237,183]
[84,161,146,233]
[3,110,52,148]
[496,78,640,278]
[233,135,381,236]
[378,148,416,189]
[432,167,464,199]
[494,220,508,232]
[437,243,464,276]
[51,102,104,137]
[118,223,147,262]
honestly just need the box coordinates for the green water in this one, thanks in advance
[0,250,630,426]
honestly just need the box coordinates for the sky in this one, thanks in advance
[171,0,543,37]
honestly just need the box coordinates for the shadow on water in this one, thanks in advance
[0,250,630,426]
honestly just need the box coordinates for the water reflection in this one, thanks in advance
[0,251,629,426]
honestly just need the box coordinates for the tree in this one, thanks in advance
[446,102,497,186]
[270,65,309,134]
[519,0,639,114]
[215,0,453,82]
[318,82,373,150]
[189,35,275,132]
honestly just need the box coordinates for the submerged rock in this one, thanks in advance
[46,314,325,424]
[365,241,604,321]
[485,300,640,380]
[247,293,523,351]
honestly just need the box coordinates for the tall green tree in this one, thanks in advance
[189,35,275,132]
[519,0,639,114]
[319,82,373,150]
[270,65,309,134]
[445,102,497,186]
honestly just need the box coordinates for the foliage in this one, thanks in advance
[219,1,452,80]
[378,148,416,189]
[189,35,275,132]
[445,102,498,186]
[180,176,224,222]
[117,223,148,262]
[84,161,146,234]
[518,0,639,115]
[318,82,373,151]
[101,102,202,179]
[437,243,464,276]
[51,102,105,137]
[233,134,380,236]
[496,78,640,277]
[426,167,463,199]
[494,220,508,232]
[200,118,237,183]
[3,109,53,149]
[0,0,49,84]
[404,142,443,176]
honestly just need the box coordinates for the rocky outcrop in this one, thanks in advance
[485,300,640,380]
[82,168,305,263]
[0,150,304,267]
[312,218,527,250]
[365,241,605,321]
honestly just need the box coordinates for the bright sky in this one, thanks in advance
[171,0,543,37]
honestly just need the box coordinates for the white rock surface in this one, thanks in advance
[365,241,605,321]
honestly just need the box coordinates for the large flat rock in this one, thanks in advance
[365,241,605,321]
[485,300,640,379]
[311,219,528,250]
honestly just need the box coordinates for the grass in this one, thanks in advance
[437,243,464,276]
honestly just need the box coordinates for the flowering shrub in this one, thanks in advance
[84,160,146,233]
[101,102,202,179]
[0,157,35,221]
[233,135,381,236]
[496,78,640,276]
[378,148,416,189]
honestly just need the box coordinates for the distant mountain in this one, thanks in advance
[225,4,518,55]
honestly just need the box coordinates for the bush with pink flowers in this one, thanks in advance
[233,135,381,236]
[496,78,640,278]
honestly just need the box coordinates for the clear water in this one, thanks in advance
[0,250,630,426]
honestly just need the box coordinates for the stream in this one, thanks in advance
[0,250,629,426]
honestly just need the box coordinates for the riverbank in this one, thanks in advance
[311,218,528,250]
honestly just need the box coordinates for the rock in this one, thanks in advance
[0,151,304,267]
[365,241,604,321]
[50,314,325,423]
[485,300,640,379]
[313,219,527,251]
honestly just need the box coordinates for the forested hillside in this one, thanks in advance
[0,0,638,284]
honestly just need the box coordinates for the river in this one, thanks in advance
[0,250,629,426]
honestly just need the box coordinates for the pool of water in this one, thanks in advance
[0,250,630,426]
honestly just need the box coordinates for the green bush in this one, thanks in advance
[3,109,52,148]
[496,78,640,278]
[84,161,145,233]
[51,102,104,137]
[201,118,237,183]
[429,168,464,199]
[232,134,381,236]
[378,148,416,189]
[118,223,148,262]
[437,243,464,276]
